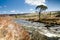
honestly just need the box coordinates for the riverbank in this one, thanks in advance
[0,16,60,40]
[0,17,30,40]
[15,14,60,25]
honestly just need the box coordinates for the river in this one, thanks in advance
[13,19,46,27]
[13,19,60,40]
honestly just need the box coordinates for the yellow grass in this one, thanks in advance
[0,16,30,40]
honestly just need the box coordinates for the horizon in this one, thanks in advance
[0,0,60,14]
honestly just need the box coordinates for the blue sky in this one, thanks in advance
[0,0,60,14]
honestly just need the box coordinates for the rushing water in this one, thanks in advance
[13,19,60,27]
[13,19,60,33]
[13,19,60,40]
[13,19,46,27]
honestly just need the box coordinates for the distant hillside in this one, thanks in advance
[0,11,60,17]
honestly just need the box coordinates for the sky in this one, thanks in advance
[0,0,60,14]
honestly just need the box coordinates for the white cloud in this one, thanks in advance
[20,12,25,13]
[16,10,20,13]
[30,9,33,11]
[25,0,46,6]
[29,9,35,13]
[31,11,35,13]
[10,10,16,12]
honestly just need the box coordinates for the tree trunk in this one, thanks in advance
[39,12,40,22]
[39,9,41,22]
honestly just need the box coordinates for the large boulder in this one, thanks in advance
[0,17,30,40]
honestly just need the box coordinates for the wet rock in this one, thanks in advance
[31,30,48,40]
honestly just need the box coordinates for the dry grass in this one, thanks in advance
[0,16,30,40]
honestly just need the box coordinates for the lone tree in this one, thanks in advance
[36,5,48,22]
